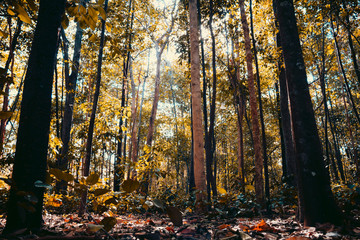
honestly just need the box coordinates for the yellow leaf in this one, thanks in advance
[89,34,97,42]
[98,7,106,20]
[15,4,32,24]
[62,14,69,29]
[218,187,227,195]
[86,173,99,185]
[7,8,16,16]
[105,22,112,32]
[245,185,255,192]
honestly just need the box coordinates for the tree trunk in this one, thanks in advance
[331,20,360,126]
[79,0,108,215]
[114,0,134,191]
[342,0,360,86]
[249,0,270,208]
[206,0,217,201]
[4,0,65,234]
[189,0,206,207]
[274,0,343,226]
[0,19,22,156]
[239,0,264,206]
[56,20,84,192]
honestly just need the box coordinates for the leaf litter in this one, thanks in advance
[1,212,359,239]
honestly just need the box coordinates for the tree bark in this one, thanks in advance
[249,0,270,208]
[189,0,206,207]
[239,0,264,206]
[114,0,134,191]
[56,20,84,192]
[79,0,108,215]
[274,0,343,226]
[4,0,65,234]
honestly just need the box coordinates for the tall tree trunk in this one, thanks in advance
[189,0,206,208]
[331,20,360,126]
[206,0,217,201]
[0,19,22,156]
[318,28,339,181]
[114,0,134,191]
[341,0,360,86]
[276,27,296,187]
[249,0,270,208]
[239,0,264,206]
[56,20,84,192]
[4,0,65,234]
[343,90,360,181]
[79,0,108,215]
[274,0,343,226]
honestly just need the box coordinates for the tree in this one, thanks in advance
[239,0,264,206]
[80,0,109,215]
[3,0,65,234]
[273,0,343,226]
[189,0,206,208]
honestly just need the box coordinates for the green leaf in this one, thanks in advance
[86,173,99,185]
[100,217,117,232]
[121,179,139,193]
[93,188,110,196]
[87,223,103,232]
[34,180,53,190]
[0,111,13,119]
[152,199,165,209]
[166,206,183,226]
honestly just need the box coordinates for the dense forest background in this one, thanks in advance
[0,0,360,238]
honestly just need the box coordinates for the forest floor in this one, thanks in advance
[0,212,360,240]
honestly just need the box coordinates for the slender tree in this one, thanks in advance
[79,0,109,215]
[3,0,65,234]
[56,10,85,192]
[239,0,264,206]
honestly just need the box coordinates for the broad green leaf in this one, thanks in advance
[34,180,53,190]
[0,111,13,119]
[86,173,99,185]
[166,206,183,226]
[100,217,117,232]
[93,188,110,196]
[152,199,165,209]
[121,179,139,193]
[87,223,103,232]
